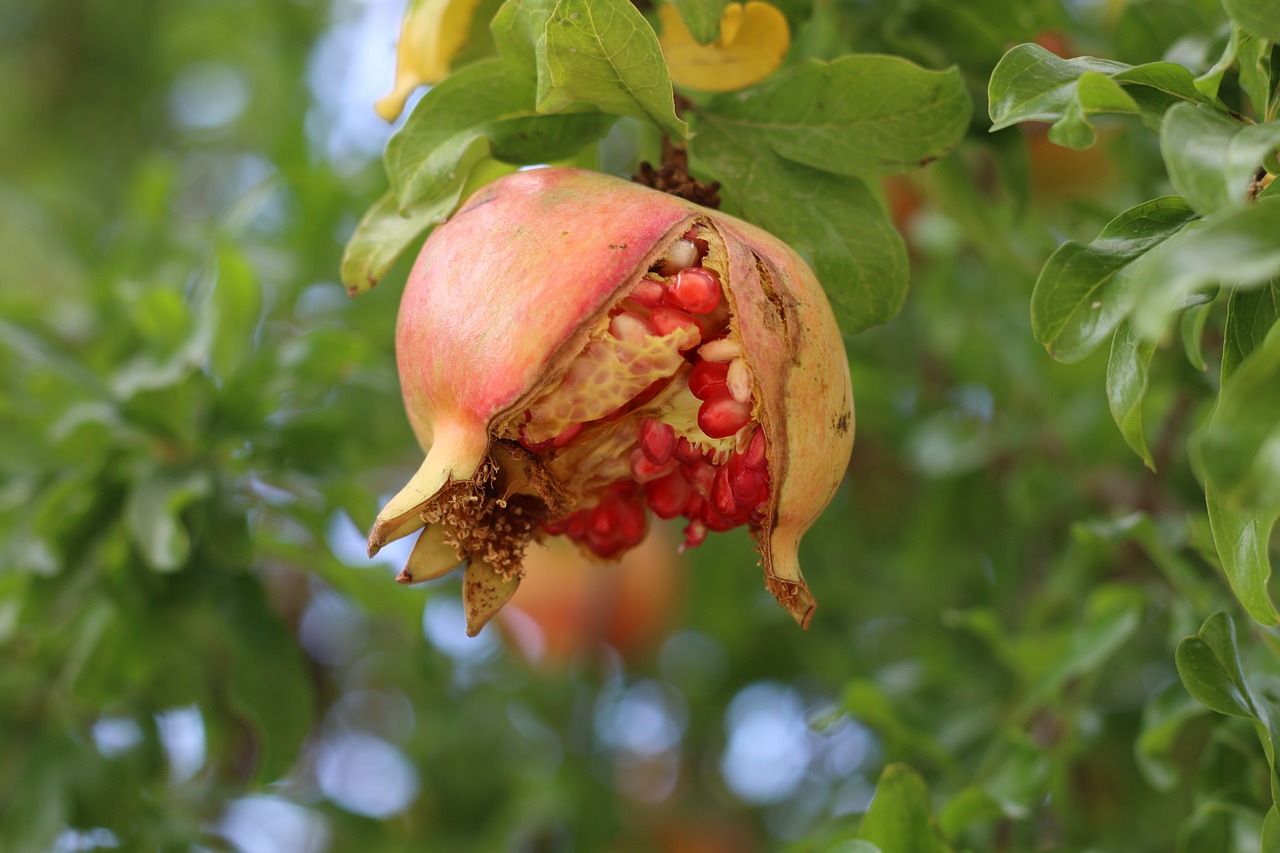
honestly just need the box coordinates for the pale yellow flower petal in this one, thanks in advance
[375,0,485,122]
[659,2,790,93]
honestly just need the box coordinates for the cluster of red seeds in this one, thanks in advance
[537,232,771,558]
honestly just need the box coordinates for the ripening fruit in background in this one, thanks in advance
[499,526,683,667]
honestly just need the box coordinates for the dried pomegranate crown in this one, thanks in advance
[368,168,854,635]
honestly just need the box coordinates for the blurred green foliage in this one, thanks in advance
[4,0,1280,851]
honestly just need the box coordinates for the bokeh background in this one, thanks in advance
[2,0,1270,850]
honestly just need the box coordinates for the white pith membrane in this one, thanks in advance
[390,224,772,635]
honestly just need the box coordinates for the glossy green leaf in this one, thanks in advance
[1224,0,1280,42]
[1181,300,1213,372]
[1176,612,1256,718]
[1223,281,1280,381]
[669,0,727,44]
[1177,613,1280,808]
[1161,104,1280,214]
[704,56,972,178]
[341,159,519,295]
[385,58,614,208]
[1203,491,1280,625]
[1264,805,1280,852]
[1237,31,1275,119]
[989,44,1209,148]
[1196,319,1280,512]
[521,0,687,138]
[1127,202,1280,340]
[1030,196,1198,362]
[1106,319,1158,469]
[857,764,955,853]
[340,191,455,296]
[690,116,908,333]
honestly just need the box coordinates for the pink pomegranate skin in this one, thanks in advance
[369,167,854,633]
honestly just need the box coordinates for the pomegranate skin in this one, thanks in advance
[368,167,854,634]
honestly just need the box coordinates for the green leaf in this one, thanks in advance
[1030,196,1198,362]
[1264,805,1280,852]
[125,468,212,572]
[1224,0,1280,43]
[1181,300,1214,372]
[1176,612,1256,718]
[522,0,687,138]
[703,56,972,178]
[989,45,1211,148]
[341,191,455,296]
[385,58,613,208]
[1106,319,1158,470]
[1238,30,1275,119]
[1223,281,1280,381]
[1129,202,1280,341]
[669,0,727,44]
[858,764,955,853]
[1161,103,1280,214]
[1203,491,1280,625]
[1177,614,1280,810]
[341,158,520,296]
[1195,317,1280,513]
[690,116,909,334]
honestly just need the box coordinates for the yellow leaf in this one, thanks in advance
[375,0,485,122]
[659,2,790,93]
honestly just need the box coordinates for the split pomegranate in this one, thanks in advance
[367,168,854,635]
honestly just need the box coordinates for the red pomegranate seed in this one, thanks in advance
[638,418,676,465]
[649,307,701,344]
[645,471,689,520]
[666,268,721,314]
[682,520,708,549]
[586,502,620,555]
[688,360,730,400]
[730,467,768,509]
[618,497,647,545]
[674,436,705,465]
[711,466,737,517]
[631,449,676,483]
[685,461,716,499]
[742,429,767,468]
[698,397,752,439]
[683,492,705,521]
[629,278,666,307]
[702,508,740,532]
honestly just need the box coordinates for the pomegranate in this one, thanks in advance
[366,168,853,635]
